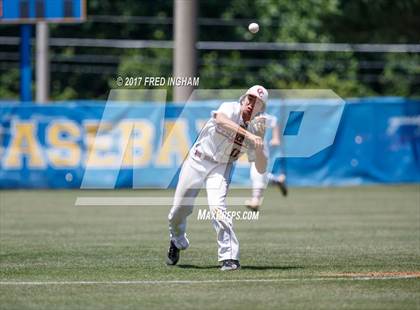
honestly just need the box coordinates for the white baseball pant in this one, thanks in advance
[250,161,268,190]
[168,153,239,262]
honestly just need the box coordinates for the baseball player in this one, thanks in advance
[166,85,269,271]
[245,115,288,211]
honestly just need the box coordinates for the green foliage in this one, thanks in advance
[0,69,20,100]
[256,52,375,97]
[225,0,339,42]
[199,51,248,89]
[380,54,420,97]
[113,48,172,99]
[208,0,375,97]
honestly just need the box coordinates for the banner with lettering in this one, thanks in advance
[0,98,418,188]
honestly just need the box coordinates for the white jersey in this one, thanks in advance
[192,101,266,163]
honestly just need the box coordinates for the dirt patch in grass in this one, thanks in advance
[325,272,420,278]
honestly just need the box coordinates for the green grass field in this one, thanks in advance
[0,185,419,309]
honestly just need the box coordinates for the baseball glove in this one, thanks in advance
[248,115,267,138]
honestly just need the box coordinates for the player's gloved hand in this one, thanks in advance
[249,116,266,138]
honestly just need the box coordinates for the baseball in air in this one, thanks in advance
[248,22,259,34]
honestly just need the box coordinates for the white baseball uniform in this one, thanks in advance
[168,101,266,262]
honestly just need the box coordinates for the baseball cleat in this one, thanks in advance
[275,174,288,197]
[220,259,241,271]
[245,198,261,212]
[166,241,180,266]
[275,180,288,197]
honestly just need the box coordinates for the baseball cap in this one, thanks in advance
[245,85,268,104]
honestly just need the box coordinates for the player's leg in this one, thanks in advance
[268,158,288,197]
[245,162,267,211]
[205,163,240,270]
[167,157,205,264]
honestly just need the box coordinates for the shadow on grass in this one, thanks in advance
[242,266,303,271]
[177,264,303,270]
[177,264,219,269]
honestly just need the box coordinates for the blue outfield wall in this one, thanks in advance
[0,97,419,188]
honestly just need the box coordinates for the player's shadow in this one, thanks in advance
[177,264,303,270]
[241,265,303,270]
[177,264,220,269]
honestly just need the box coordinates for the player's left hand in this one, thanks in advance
[249,115,266,138]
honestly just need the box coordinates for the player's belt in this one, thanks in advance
[193,149,217,163]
